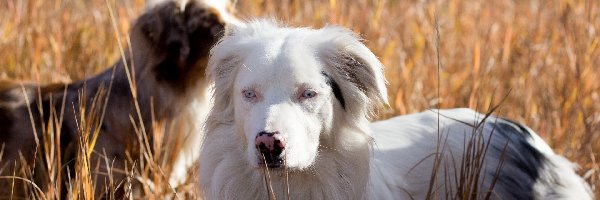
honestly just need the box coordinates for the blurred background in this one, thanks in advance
[0,0,598,197]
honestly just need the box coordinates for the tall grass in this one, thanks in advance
[0,0,598,198]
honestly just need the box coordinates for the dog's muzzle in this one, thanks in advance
[255,131,286,168]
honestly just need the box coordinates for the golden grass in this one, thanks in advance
[0,0,598,198]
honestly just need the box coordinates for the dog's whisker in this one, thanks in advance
[318,144,343,153]
[259,146,277,200]
[242,64,252,72]
[284,149,290,200]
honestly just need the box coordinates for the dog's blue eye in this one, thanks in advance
[243,90,256,99]
[302,90,317,99]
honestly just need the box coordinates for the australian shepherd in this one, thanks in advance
[0,0,233,197]
[199,20,593,199]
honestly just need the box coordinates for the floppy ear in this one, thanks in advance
[133,1,190,81]
[207,19,268,86]
[206,31,242,86]
[317,26,388,115]
[205,23,247,123]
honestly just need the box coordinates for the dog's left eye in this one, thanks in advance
[300,90,318,99]
[243,89,257,99]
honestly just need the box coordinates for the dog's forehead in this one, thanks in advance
[237,37,324,86]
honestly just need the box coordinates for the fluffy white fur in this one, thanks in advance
[199,20,593,199]
[169,85,211,186]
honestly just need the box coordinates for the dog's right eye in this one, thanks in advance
[243,89,257,100]
[300,90,318,99]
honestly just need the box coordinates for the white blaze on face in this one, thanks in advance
[232,37,334,169]
[145,0,188,9]
[200,0,245,27]
[145,0,245,27]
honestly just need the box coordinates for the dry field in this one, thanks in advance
[0,0,598,198]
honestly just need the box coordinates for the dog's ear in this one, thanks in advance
[138,2,188,56]
[205,22,246,120]
[206,20,251,84]
[184,1,225,59]
[317,26,388,115]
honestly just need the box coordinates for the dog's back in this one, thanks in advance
[0,81,70,162]
[369,108,593,199]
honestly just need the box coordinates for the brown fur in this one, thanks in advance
[0,1,224,198]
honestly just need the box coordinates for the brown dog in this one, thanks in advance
[0,1,227,197]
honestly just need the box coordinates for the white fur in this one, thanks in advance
[368,109,592,199]
[169,83,212,186]
[199,20,593,199]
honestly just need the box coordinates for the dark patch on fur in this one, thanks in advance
[0,89,18,102]
[184,1,225,60]
[0,88,21,140]
[322,72,346,109]
[333,54,371,93]
[488,119,545,200]
[326,52,383,109]
[0,107,13,142]
[140,2,189,81]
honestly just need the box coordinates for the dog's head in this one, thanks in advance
[129,1,226,93]
[207,20,387,170]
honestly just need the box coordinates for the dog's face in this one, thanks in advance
[135,1,225,84]
[233,41,335,169]
[207,21,388,170]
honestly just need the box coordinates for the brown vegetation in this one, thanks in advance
[0,0,597,198]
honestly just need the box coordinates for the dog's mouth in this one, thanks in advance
[256,147,285,168]
[255,133,286,169]
[257,158,284,168]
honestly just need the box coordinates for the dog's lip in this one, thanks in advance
[256,162,284,169]
[256,157,285,169]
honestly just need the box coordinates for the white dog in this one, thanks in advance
[199,20,593,199]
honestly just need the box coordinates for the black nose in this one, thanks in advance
[255,131,286,168]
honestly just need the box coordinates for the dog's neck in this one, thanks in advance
[201,127,372,199]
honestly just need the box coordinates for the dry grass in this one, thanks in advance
[0,0,598,198]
